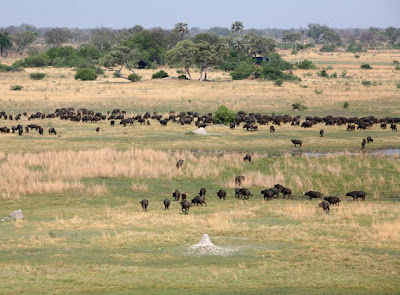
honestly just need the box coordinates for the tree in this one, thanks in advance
[166,40,196,79]
[208,27,230,36]
[195,41,226,81]
[246,34,276,57]
[360,30,377,48]
[307,23,329,44]
[192,33,220,46]
[13,31,37,58]
[322,30,342,44]
[231,21,244,36]
[173,22,189,40]
[90,28,114,52]
[385,27,400,45]
[45,28,71,47]
[102,46,140,79]
[0,32,12,57]
[282,31,302,44]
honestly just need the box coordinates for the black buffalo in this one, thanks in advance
[191,196,207,206]
[291,139,302,147]
[319,201,330,214]
[181,200,191,214]
[304,191,322,200]
[243,154,252,162]
[346,191,367,201]
[140,199,149,211]
[217,189,226,200]
[163,199,171,210]
[324,196,341,206]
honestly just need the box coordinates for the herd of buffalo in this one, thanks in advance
[0,108,397,150]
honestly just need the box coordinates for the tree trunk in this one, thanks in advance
[185,67,192,80]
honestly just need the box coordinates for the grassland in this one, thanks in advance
[0,50,400,294]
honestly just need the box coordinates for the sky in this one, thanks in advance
[1,0,399,29]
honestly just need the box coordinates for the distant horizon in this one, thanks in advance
[1,0,399,30]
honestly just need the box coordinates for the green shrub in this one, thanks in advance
[13,54,50,68]
[178,75,188,80]
[330,72,337,78]
[341,70,348,78]
[396,83,400,89]
[74,68,98,81]
[214,105,236,124]
[315,89,323,94]
[262,63,299,81]
[362,81,372,86]
[274,79,283,86]
[320,44,336,52]
[0,64,13,72]
[346,43,365,53]
[317,69,328,77]
[152,70,169,79]
[176,70,185,74]
[354,55,360,59]
[292,102,307,111]
[296,59,315,69]
[290,49,298,55]
[393,60,399,65]
[343,102,349,109]
[128,73,142,82]
[361,64,372,69]
[29,72,46,80]
[113,72,122,78]
[230,62,255,80]
[95,67,105,75]
[299,84,308,88]
[10,85,23,91]
[395,65,400,71]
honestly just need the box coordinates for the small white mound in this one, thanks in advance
[188,234,233,256]
[192,128,208,135]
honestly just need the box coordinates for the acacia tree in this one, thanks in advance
[246,34,276,57]
[0,32,12,57]
[166,40,196,79]
[307,23,329,44]
[195,41,226,81]
[282,31,302,44]
[45,28,71,47]
[322,30,342,44]
[385,27,400,45]
[173,23,189,40]
[102,46,140,79]
[13,31,37,58]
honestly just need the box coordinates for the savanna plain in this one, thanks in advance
[1,50,400,294]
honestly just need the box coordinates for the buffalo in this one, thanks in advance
[367,136,373,143]
[181,200,191,214]
[320,129,324,137]
[235,175,245,186]
[199,188,206,198]
[176,159,184,169]
[346,191,367,201]
[217,189,226,200]
[324,196,341,206]
[172,190,181,201]
[270,126,275,133]
[191,196,207,206]
[237,188,252,200]
[319,201,330,214]
[304,191,322,200]
[243,154,252,162]
[163,199,171,210]
[291,140,302,147]
[140,199,149,211]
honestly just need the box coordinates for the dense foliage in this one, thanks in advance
[214,105,236,124]
[74,68,98,81]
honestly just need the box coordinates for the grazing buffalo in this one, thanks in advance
[367,136,373,143]
[181,193,187,201]
[96,127,100,132]
[261,189,278,200]
[237,188,252,200]
[291,140,302,147]
[391,123,397,131]
[217,189,226,200]
[270,126,275,133]
[243,154,252,162]
[304,191,322,200]
[176,159,184,169]
[199,187,206,198]
[235,175,245,186]
[110,120,115,126]
[361,139,366,149]
[346,191,367,201]
[319,201,330,214]
[324,196,341,206]
[140,199,149,211]
[163,199,171,210]
[281,187,292,199]
[181,200,191,214]
[230,123,235,129]
[172,190,180,201]
[191,196,207,206]
[320,129,324,137]
[38,126,44,135]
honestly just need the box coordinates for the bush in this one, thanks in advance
[397,83,400,89]
[296,59,316,70]
[292,102,307,111]
[315,89,323,94]
[10,85,23,91]
[230,62,255,80]
[29,72,46,80]
[113,72,122,78]
[262,64,299,81]
[178,75,188,80]
[362,81,372,86]
[128,73,142,82]
[341,70,348,78]
[74,68,98,81]
[393,60,399,65]
[361,64,372,69]
[13,54,50,68]
[395,65,400,71]
[152,70,169,79]
[290,49,298,55]
[214,105,236,124]
[330,72,337,78]
[0,64,13,72]
[320,44,336,52]
[95,67,105,75]
[343,102,349,109]
[354,55,360,59]
[317,69,328,77]
[274,79,283,86]
[346,43,365,53]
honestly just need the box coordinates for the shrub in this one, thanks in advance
[29,72,46,80]
[395,65,400,71]
[346,43,364,53]
[13,54,50,68]
[320,44,336,52]
[292,102,307,111]
[330,72,337,78]
[74,68,98,81]
[296,59,315,69]
[152,70,169,79]
[396,83,400,89]
[0,64,13,72]
[315,89,323,94]
[317,69,328,77]
[343,102,349,109]
[214,105,236,124]
[299,84,308,88]
[362,81,372,86]
[128,73,142,82]
[230,62,255,80]
[393,60,399,65]
[10,85,23,91]
[354,55,360,59]
[274,79,283,86]
[361,64,372,69]
[176,70,185,74]
[113,72,121,78]
[178,75,188,80]
[291,49,298,55]
[341,70,348,78]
